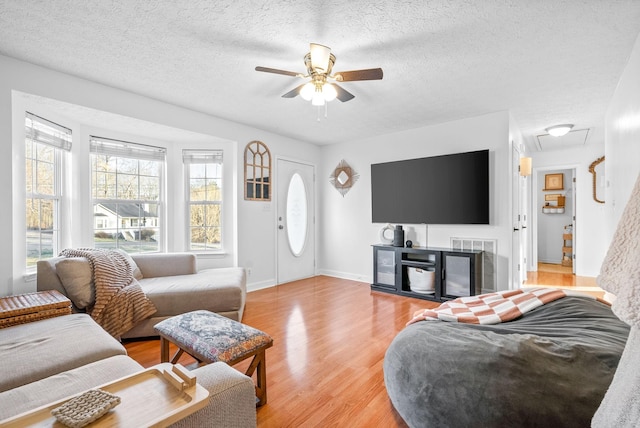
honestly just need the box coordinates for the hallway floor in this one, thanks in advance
[525,263,604,299]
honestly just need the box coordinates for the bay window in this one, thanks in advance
[183,150,223,251]
[25,112,71,268]
[90,136,165,253]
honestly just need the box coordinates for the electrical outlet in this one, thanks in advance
[246,268,252,276]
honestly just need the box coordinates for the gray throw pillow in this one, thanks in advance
[115,249,143,280]
[56,257,95,309]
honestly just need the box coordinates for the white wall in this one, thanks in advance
[605,31,640,241]
[0,54,320,296]
[318,111,513,290]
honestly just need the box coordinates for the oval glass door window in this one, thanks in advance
[286,172,308,256]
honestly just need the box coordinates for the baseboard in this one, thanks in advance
[316,269,370,284]
[247,272,370,292]
[247,279,277,293]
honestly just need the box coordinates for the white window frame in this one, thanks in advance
[183,149,224,253]
[90,136,166,254]
[24,112,71,270]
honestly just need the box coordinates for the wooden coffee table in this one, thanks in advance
[0,364,208,427]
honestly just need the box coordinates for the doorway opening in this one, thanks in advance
[531,167,577,276]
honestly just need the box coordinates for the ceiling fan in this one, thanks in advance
[255,43,383,106]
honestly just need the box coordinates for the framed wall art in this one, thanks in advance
[544,173,564,191]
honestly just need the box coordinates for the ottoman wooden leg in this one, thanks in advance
[245,349,268,406]
[160,336,185,364]
[160,337,170,363]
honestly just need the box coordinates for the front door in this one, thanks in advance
[276,159,315,284]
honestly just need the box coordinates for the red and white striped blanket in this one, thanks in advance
[407,287,609,326]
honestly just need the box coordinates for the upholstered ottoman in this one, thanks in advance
[154,310,273,406]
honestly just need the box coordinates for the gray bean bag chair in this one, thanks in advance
[592,173,640,426]
[383,296,629,428]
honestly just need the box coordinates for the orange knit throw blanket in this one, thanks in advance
[407,287,609,326]
[60,248,156,338]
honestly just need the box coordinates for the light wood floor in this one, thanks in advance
[124,271,600,427]
[537,262,573,274]
[125,276,436,427]
[524,263,603,298]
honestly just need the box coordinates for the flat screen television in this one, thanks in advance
[371,149,489,225]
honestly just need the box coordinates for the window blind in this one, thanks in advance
[25,112,72,151]
[182,149,223,164]
[90,136,166,161]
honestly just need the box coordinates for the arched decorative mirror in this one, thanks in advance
[244,141,271,201]
[588,156,605,204]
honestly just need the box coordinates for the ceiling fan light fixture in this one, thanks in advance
[546,124,574,137]
[312,92,325,106]
[300,82,315,101]
[309,43,331,72]
[256,42,383,109]
[322,83,337,102]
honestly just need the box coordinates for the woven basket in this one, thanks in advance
[0,290,71,328]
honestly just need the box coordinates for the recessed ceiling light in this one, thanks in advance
[546,124,574,137]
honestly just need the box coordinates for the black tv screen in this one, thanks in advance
[371,149,489,225]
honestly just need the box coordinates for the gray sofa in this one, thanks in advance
[37,252,246,338]
[0,313,256,426]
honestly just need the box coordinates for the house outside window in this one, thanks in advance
[90,136,165,253]
[25,112,71,268]
[183,150,223,251]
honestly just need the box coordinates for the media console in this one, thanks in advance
[371,245,483,302]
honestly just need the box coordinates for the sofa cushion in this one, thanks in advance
[140,267,245,317]
[132,253,197,278]
[56,257,94,309]
[0,314,126,393]
[0,355,143,421]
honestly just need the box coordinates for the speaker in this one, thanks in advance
[393,225,404,247]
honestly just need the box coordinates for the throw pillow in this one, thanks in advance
[115,249,143,280]
[56,257,95,309]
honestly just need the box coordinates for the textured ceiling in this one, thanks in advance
[1,1,640,149]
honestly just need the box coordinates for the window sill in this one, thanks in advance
[23,272,37,283]
[192,251,228,259]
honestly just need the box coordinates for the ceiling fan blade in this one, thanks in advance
[334,68,384,82]
[282,84,306,98]
[255,66,300,77]
[332,84,355,102]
